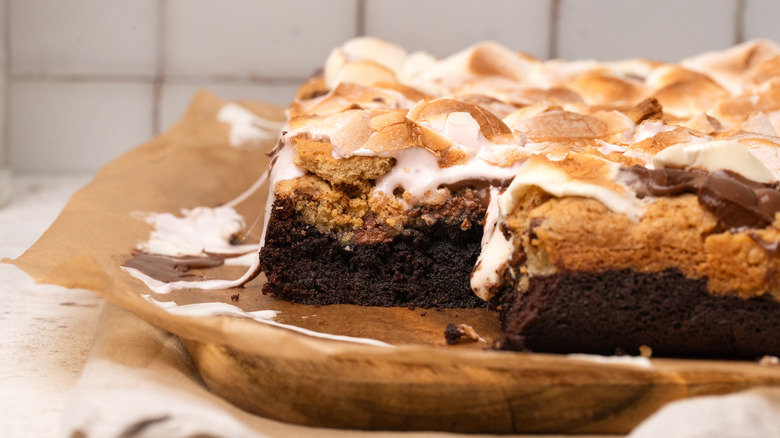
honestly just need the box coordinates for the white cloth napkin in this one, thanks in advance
[628,388,780,438]
[61,304,532,438]
[62,303,780,438]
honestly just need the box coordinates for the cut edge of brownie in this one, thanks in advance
[496,268,780,359]
[259,197,491,308]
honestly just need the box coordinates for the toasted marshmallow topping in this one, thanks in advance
[654,140,779,183]
[728,132,780,172]
[287,37,780,302]
[284,95,531,203]
[681,39,780,95]
[373,145,524,202]
[324,37,407,89]
[626,120,712,166]
[133,37,780,309]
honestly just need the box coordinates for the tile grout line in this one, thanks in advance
[734,0,746,44]
[9,73,308,84]
[548,0,561,60]
[4,0,11,154]
[152,0,166,136]
[356,0,365,36]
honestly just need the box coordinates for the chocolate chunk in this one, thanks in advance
[622,166,780,231]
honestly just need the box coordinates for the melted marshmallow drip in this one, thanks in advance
[217,103,284,147]
[126,114,308,293]
[567,354,652,368]
[223,252,258,266]
[470,223,515,301]
[371,112,525,200]
[260,131,307,249]
[145,294,279,320]
[481,187,501,248]
[124,102,294,294]
[142,295,393,347]
[373,147,523,200]
[136,206,257,257]
[225,170,268,209]
[470,187,509,301]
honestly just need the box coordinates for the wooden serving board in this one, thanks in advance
[10,91,780,435]
[177,316,780,435]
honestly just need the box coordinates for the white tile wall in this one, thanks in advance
[364,0,551,59]
[744,0,780,43]
[6,0,780,172]
[11,0,158,77]
[10,80,154,172]
[0,0,6,68]
[557,0,738,62]
[0,0,7,171]
[159,80,300,131]
[164,0,357,79]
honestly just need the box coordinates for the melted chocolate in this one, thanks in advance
[123,251,227,283]
[623,165,780,232]
[748,233,780,254]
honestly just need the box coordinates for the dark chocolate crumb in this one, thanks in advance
[444,323,484,345]
[229,234,244,245]
[444,323,461,345]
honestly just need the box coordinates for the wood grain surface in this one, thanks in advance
[180,331,780,435]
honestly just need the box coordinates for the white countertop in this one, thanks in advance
[0,172,104,437]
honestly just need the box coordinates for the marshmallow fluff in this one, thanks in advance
[217,103,284,147]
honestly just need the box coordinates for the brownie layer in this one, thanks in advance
[259,198,488,308]
[497,269,780,358]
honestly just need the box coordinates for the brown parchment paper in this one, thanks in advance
[8,90,780,434]
[5,90,501,357]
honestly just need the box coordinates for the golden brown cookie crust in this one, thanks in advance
[513,193,780,300]
[292,136,394,185]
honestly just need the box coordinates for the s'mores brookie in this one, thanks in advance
[258,37,780,357]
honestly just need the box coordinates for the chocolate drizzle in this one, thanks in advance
[623,165,780,232]
[123,251,227,283]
